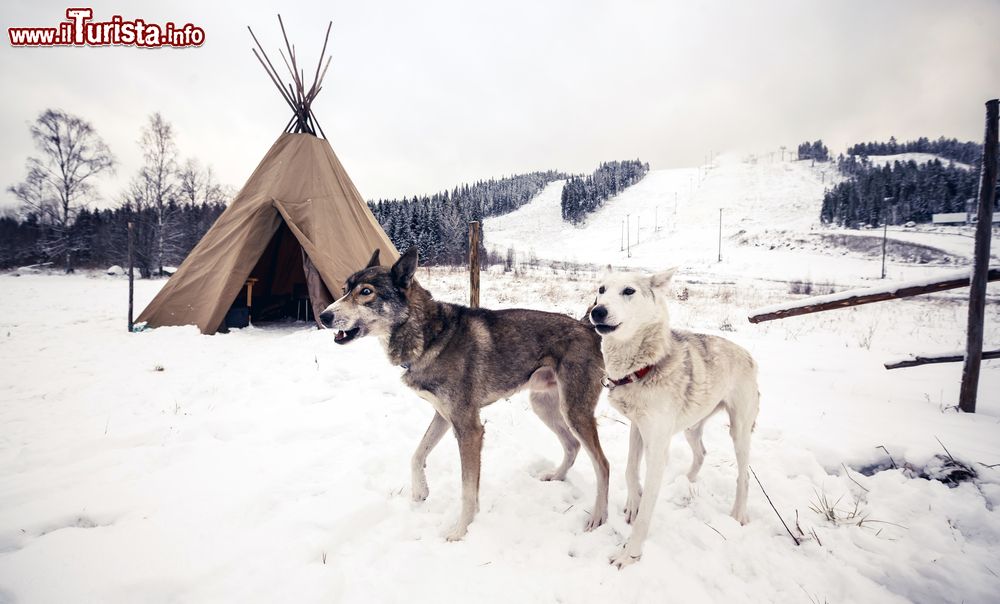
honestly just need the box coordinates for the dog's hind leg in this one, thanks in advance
[624,423,643,523]
[529,368,580,481]
[684,418,708,483]
[445,412,484,541]
[727,384,759,525]
[559,374,610,532]
[411,411,450,502]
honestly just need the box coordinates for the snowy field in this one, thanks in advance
[1,266,999,603]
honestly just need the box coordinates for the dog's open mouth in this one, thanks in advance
[333,326,361,344]
[593,323,619,335]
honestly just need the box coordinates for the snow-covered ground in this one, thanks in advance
[1,268,999,603]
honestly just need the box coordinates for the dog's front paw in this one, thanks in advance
[584,508,608,532]
[609,547,641,569]
[411,479,429,503]
[623,495,640,524]
[444,523,468,542]
[731,508,750,526]
[538,469,567,482]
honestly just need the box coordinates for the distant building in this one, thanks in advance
[932,212,969,225]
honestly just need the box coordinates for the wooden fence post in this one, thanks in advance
[128,220,135,332]
[959,98,999,413]
[469,221,480,308]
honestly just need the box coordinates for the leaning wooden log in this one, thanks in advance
[885,349,1000,370]
[748,267,1000,324]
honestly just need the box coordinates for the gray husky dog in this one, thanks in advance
[589,268,759,568]
[320,247,610,540]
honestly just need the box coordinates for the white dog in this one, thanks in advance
[589,268,759,568]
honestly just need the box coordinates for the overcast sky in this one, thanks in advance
[2,0,999,210]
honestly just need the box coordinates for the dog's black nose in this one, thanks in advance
[590,305,608,323]
[319,310,335,328]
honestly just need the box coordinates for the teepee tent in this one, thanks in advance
[137,18,397,334]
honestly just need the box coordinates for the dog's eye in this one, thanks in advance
[360,287,373,296]
[598,286,606,294]
[622,287,635,296]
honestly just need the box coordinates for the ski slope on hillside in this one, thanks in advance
[485,154,987,285]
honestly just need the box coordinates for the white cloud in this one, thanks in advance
[2,0,998,209]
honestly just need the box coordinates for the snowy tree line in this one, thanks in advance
[3,109,231,274]
[560,160,649,225]
[846,136,982,166]
[0,202,225,275]
[797,140,830,162]
[368,171,567,265]
[820,150,990,227]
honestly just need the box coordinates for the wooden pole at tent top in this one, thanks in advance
[959,98,999,413]
[469,222,481,308]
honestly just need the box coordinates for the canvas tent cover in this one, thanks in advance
[137,133,398,334]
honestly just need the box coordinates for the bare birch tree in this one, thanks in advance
[7,109,115,272]
[139,113,179,275]
[178,158,226,206]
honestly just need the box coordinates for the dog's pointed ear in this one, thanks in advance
[366,249,381,269]
[650,267,678,290]
[391,247,419,288]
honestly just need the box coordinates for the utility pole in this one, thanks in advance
[717,208,723,262]
[881,221,888,279]
[620,220,624,251]
[626,214,631,258]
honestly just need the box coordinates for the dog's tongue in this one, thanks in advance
[334,330,347,342]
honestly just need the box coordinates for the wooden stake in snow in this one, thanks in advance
[469,221,480,308]
[959,98,999,413]
[128,220,135,333]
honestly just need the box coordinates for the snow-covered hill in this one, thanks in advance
[484,154,989,285]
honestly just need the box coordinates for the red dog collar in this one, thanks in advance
[602,364,655,389]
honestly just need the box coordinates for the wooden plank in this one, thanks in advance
[748,268,1000,323]
[959,99,999,413]
[885,349,1000,370]
[469,221,481,308]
